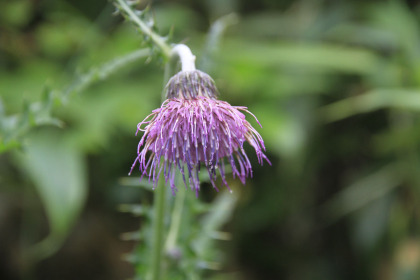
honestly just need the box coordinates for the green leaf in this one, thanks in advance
[19,131,87,260]
[351,194,392,252]
[321,164,401,224]
[0,0,32,27]
[192,190,238,261]
[369,0,420,61]
[320,89,420,122]
[221,39,381,75]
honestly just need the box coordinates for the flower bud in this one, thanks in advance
[165,70,219,99]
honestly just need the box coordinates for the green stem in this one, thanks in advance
[114,0,171,58]
[147,44,194,279]
[163,56,176,96]
[113,6,199,277]
[149,177,167,280]
[165,179,185,252]
[148,44,194,279]
[201,13,238,72]
[63,48,150,101]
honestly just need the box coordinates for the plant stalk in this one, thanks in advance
[170,44,196,71]
[114,0,171,58]
[149,44,195,279]
[165,180,185,252]
[149,177,167,280]
[149,41,195,280]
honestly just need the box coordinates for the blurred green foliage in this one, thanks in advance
[1,0,420,279]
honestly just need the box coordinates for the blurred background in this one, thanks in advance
[1,0,420,279]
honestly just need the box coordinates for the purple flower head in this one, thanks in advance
[129,70,270,196]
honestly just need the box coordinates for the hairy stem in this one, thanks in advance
[114,0,171,58]
[63,48,149,101]
[171,44,196,71]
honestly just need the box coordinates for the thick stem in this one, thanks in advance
[149,178,166,280]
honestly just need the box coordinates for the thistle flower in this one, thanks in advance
[129,69,270,196]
